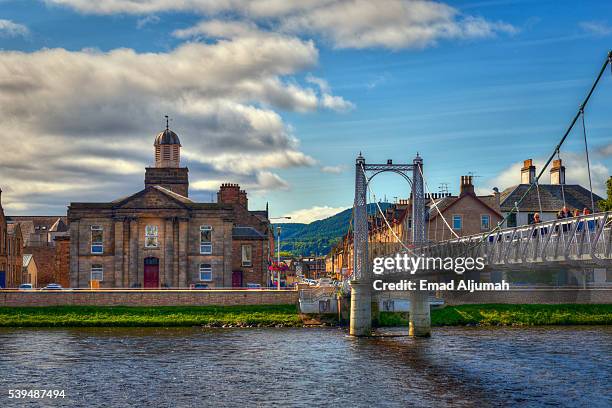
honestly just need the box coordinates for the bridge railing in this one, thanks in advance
[421,211,612,266]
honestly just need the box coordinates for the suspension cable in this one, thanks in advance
[535,179,543,216]
[417,165,459,238]
[580,109,596,212]
[360,164,416,255]
[458,51,611,254]
[556,148,567,208]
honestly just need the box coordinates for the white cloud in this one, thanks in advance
[283,205,346,223]
[136,15,160,28]
[484,154,609,196]
[598,143,612,157]
[46,0,517,50]
[0,19,29,37]
[0,33,340,212]
[306,74,354,111]
[320,165,345,174]
[579,21,612,36]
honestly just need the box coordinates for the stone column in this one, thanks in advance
[129,218,139,287]
[409,289,431,337]
[178,219,189,288]
[113,219,124,287]
[164,218,174,288]
[349,280,372,336]
[69,220,80,288]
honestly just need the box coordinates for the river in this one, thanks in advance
[0,326,610,407]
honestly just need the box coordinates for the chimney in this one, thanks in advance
[217,183,248,208]
[460,175,475,196]
[550,159,565,185]
[521,159,536,184]
[493,187,501,209]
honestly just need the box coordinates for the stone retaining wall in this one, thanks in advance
[0,290,298,307]
[442,289,612,305]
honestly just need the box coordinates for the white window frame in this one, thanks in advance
[481,214,490,230]
[200,225,212,254]
[241,244,252,267]
[199,264,212,281]
[452,215,462,230]
[145,225,159,248]
[91,265,103,281]
[91,225,103,254]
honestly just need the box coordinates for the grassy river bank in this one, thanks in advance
[0,304,610,328]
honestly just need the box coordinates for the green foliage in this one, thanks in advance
[0,305,301,328]
[598,176,612,211]
[378,304,612,327]
[274,203,391,256]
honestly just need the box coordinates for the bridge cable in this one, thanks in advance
[417,165,460,239]
[360,164,417,255]
[456,51,611,256]
[556,148,567,208]
[580,108,596,212]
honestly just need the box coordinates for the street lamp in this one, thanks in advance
[270,216,291,289]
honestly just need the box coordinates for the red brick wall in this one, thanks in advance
[29,246,56,286]
[232,239,266,286]
[53,237,70,288]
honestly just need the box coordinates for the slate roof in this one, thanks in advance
[232,226,265,239]
[499,184,603,212]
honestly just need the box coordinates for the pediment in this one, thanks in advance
[113,187,189,210]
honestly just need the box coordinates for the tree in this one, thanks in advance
[598,176,612,211]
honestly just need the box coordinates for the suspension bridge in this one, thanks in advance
[348,51,612,337]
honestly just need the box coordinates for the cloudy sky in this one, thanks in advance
[0,0,611,222]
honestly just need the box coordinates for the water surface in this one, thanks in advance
[0,326,610,407]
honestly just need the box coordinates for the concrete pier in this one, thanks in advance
[349,280,372,336]
[409,290,431,337]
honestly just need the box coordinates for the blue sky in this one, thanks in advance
[0,0,611,221]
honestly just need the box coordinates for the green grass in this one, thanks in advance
[1,304,610,328]
[379,304,612,327]
[0,305,302,328]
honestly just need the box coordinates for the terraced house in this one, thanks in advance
[68,126,273,289]
[0,190,24,288]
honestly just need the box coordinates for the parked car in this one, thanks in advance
[316,278,334,287]
[18,283,33,290]
[190,283,209,290]
[41,283,63,290]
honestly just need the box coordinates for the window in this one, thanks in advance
[145,225,159,248]
[452,215,462,230]
[241,244,252,267]
[200,225,212,254]
[507,212,517,228]
[91,225,103,254]
[91,264,103,281]
[481,215,490,230]
[199,264,212,281]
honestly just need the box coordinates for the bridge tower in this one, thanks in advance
[409,154,431,336]
[349,153,431,337]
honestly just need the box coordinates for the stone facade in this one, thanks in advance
[68,128,272,289]
[0,191,24,288]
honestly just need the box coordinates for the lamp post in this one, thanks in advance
[270,216,291,289]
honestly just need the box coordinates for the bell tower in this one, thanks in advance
[144,117,189,197]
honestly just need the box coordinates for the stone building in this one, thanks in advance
[0,190,24,288]
[499,159,603,226]
[68,126,273,288]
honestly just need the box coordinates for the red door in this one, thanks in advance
[232,271,243,288]
[144,257,159,289]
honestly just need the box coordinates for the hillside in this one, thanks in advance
[273,203,391,257]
